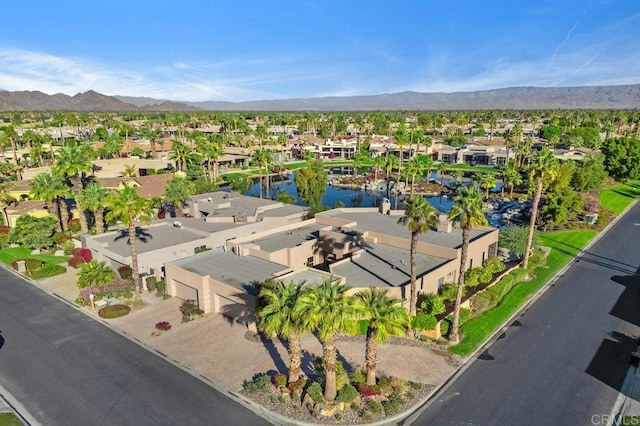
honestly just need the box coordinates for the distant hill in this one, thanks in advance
[1,84,639,111]
[186,85,640,111]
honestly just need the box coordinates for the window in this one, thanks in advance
[438,277,445,288]
[306,256,314,267]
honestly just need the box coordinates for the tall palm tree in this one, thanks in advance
[397,197,439,316]
[384,153,399,200]
[0,181,16,227]
[393,126,408,210]
[164,175,195,218]
[105,186,153,298]
[502,161,522,199]
[257,280,308,382]
[76,182,109,233]
[523,148,558,270]
[372,155,385,181]
[438,162,448,186]
[295,279,360,402]
[30,172,69,233]
[54,145,92,233]
[356,288,411,385]
[169,139,191,172]
[254,148,273,199]
[405,157,426,197]
[447,185,488,344]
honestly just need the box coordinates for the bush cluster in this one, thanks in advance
[117,265,133,279]
[11,258,44,273]
[180,299,204,322]
[155,321,171,331]
[98,304,131,319]
[68,248,93,269]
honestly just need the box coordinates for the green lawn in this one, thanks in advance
[600,180,640,214]
[0,247,70,266]
[445,164,502,174]
[0,412,23,426]
[449,230,597,356]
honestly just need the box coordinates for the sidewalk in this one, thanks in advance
[614,345,640,423]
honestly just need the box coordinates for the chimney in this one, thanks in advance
[437,214,452,233]
[379,198,391,215]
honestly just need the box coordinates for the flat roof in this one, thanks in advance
[330,243,451,288]
[170,249,288,295]
[260,204,306,217]
[279,268,337,287]
[92,222,208,257]
[190,191,282,218]
[248,223,326,253]
[320,210,490,249]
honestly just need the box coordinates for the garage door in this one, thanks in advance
[173,280,199,306]
[216,294,254,329]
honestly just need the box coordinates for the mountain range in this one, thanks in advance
[0,84,639,111]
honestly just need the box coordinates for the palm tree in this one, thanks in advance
[405,157,426,197]
[447,185,488,344]
[169,139,191,172]
[372,155,385,181]
[356,288,411,385]
[393,126,408,209]
[384,153,399,200]
[438,162,448,186]
[30,172,69,233]
[397,196,439,316]
[523,148,558,270]
[257,280,308,383]
[164,175,195,218]
[77,182,109,233]
[105,186,153,298]
[254,148,273,199]
[0,181,16,227]
[295,279,360,402]
[54,145,92,233]
[478,173,497,199]
[502,161,522,199]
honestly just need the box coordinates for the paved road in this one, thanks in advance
[414,203,640,426]
[0,268,270,425]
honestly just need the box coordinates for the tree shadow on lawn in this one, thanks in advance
[543,238,638,276]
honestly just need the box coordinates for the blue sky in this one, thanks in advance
[0,0,638,102]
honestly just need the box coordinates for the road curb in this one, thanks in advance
[403,198,640,425]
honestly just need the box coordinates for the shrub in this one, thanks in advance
[11,258,44,274]
[67,218,81,233]
[350,370,366,385]
[418,293,445,316]
[98,304,131,319]
[478,267,493,284]
[464,268,480,287]
[68,248,92,269]
[29,264,65,279]
[336,385,359,404]
[100,278,135,299]
[412,313,437,331]
[244,381,259,394]
[146,276,157,292]
[378,377,393,394]
[156,279,166,295]
[306,382,324,404]
[357,383,382,397]
[155,321,171,331]
[440,318,451,337]
[77,286,101,306]
[180,299,204,322]
[390,377,409,396]
[365,399,384,415]
[273,373,287,388]
[485,257,505,274]
[0,225,10,235]
[287,378,307,394]
[117,265,133,279]
[383,394,405,415]
[471,292,493,315]
[439,283,457,302]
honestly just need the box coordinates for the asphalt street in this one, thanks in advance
[0,268,270,425]
[413,203,640,426]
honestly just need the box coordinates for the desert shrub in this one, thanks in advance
[145,276,157,292]
[412,313,437,331]
[77,286,101,305]
[117,265,133,279]
[306,382,324,404]
[156,279,166,295]
[336,385,359,404]
[29,264,65,279]
[100,278,135,299]
[244,381,259,394]
[439,283,458,302]
[357,383,382,397]
[365,399,384,415]
[378,377,393,394]
[287,378,307,394]
[98,304,131,319]
[273,373,287,388]
[390,377,409,396]
[180,299,204,322]
[383,394,405,415]
[418,293,445,316]
[254,374,272,392]
[350,370,366,385]
[67,218,81,233]
[155,321,171,331]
